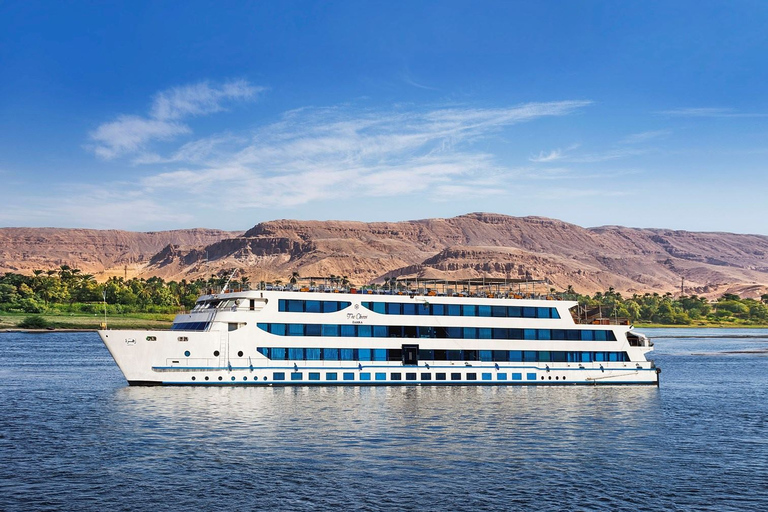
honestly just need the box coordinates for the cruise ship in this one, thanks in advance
[98,278,659,386]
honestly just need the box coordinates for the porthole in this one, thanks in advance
[540,376,544,380]
[555,376,559,380]
[562,376,566,380]
[184,350,190,357]
[218,376,223,381]
[191,376,196,381]
[243,376,248,381]
[238,351,244,357]
[548,376,552,380]
[214,350,220,357]
[231,376,235,381]
[205,376,209,381]
[263,376,267,381]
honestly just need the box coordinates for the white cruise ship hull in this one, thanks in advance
[99,290,659,386]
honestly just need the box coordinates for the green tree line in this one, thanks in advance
[2,267,768,325]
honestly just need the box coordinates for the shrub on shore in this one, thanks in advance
[18,315,50,329]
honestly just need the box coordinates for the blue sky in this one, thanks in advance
[1,1,767,234]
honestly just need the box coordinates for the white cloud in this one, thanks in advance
[620,130,670,144]
[87,80,264,160]
[657,107,768,118]
[530,149,563,162]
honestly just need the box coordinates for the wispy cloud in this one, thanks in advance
[529,144,581,163]
[620,130,670,144]
[87,79,264,159]
[658,107,768,118]
[136,100,592,208]
[529,149,563,163]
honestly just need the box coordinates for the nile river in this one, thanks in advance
[1,328,766,511]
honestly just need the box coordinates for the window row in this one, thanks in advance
[278,299,351,313]
[171,322,210,331]
[256,347,629,363]
[257,323,616,341]
[271,371,542,382]
[361,302,560,319]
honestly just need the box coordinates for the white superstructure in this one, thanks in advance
[99,288,659,386]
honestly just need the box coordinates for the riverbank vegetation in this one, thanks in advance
[1,267,767,329]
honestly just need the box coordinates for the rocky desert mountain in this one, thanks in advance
[2,213,768,298]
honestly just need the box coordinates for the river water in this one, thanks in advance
[1,328,766,511]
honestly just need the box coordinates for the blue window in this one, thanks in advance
[372,349,387,361]
[523,351,537,362]
[403,303,416,315]
[479,350,492,361]
[340,348,355,360]
[306,348,321,360]
[551,309,560,319]
[466,373,477,380]
[595,352,605,362]
[526,373,537,381]
[421,373,432,380]
[524,329,537,340]
[581,330,594,341]
[390,373,402,380]
[372,302,386,314]
[538,329,551,340]
[492,306,506,317]
[305,324,321,336]
[497,373,507,380]
[326,372,338,381]
[271,348,286,360]
[343,372,355,381]
[451,373,462,381]
[436,373,446,381]
[582,352,592,363]
[406,373,417,381]
[386,303,401,315]
[523,307,536,318]
[291,372,303,381]
[594,330,607,341]
[478,328,492,339]
[288,324,304,336]
[432,304,445,315]
[447,350,462,361]
[482,373,492,381]
[478,305,491,317]
[357,348,371,361]
[323,348,339,360]
[257,323,269,332]
[512,373,522,381]
[373,325,387,337]
[462,305,476,316]
[322,324,339,337]
[509,350,523,362]
[375,372,387,381]
[288,348,304,360]
[493,350,509,362]
[508,306,522,317]
[446,327,462,338]
[309,372,320,381]
[537,307,551,318]
[539,351,551,362]
[305,301,321,313]
[463,327,477,339]
[273,372,285,380]
[340,325,355,337]
[257,347,268,357]
[447,304,461,316]
[418,303,430,315]
[360,372,371,381]
[358,325,372,337]
[493,328,508,340]
[287,300,304,312]
[271,324,286,336]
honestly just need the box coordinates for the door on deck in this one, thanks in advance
[402,344,419,366]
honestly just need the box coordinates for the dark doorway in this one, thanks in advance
[402,344,419,366]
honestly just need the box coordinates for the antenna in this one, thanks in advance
[222,269,238,293]
[102,289,108,330]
